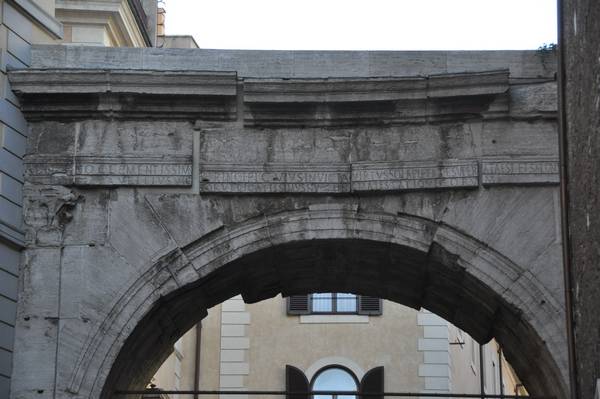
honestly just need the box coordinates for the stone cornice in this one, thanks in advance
[9,69,238,95]
[9,69,239,120]
[10,68,549,125]
[244,70,509,103]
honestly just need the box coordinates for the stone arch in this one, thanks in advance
[74,205,565,399]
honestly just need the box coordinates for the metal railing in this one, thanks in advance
[114,389,553,398]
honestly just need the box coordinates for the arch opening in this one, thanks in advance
[100,234,565,399]
[312,366,359,399]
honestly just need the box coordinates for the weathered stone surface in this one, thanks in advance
[9,71,238,121]
[351,160,478,191]
[562,0,600,397]
[25,120,194,186]
[30,47,557,79]
[199,163,351,193]
[9,69,237,96]
[481,157,559,185]
[74,156,192,186]
[10,48,568,399]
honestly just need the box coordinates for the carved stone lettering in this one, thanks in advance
[25,156,193,186]
[199,164,351,193]
[24,156,74,185]
[351,161,479,191]
[481,158,559,185]
[74,157,192,186]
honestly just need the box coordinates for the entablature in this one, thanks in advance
[9,68,556,125]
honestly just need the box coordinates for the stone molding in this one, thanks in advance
[243,70,509,126]
[481,157,560,185]
[244,70,509,103]
[25,155,193,186]
[8,69,519,125]
[8,69,238,95]
[198,158,557,193]
[9,69,239,120]
[24,155,559,190]
[29,47,557,80]
[8,0,64,39]
[299,315,369,324]
[55,0,147,46]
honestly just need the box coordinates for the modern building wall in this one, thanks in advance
[245,296,422,392]
[0,1,62,397]
[152,327,199,398]
[152,297,522,397]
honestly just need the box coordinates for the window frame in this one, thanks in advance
[286,294,382,316]
[310,365,360,399]
[309,293,359,315]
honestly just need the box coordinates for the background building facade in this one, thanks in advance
[152,295,525,398]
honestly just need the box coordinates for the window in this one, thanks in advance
[285,364,384,399]
[287,293,382,315]
[312,367,358,399]
[311,293,357,313]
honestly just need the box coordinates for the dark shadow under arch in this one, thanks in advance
[100,238,567,399]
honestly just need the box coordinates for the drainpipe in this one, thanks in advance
[557,0,579,397]
[194,322,203,399]
[480,344,485,399]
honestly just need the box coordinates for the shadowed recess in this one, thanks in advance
[101,238,565,399]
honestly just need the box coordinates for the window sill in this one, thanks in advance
[299,315,370,324]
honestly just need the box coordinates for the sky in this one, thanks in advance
[163,0,558,51]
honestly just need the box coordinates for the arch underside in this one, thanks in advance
[95,209,566,399]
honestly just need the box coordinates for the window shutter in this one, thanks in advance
[287,295,310,315]
[358,296,382,315]
[286,365,309,399]
[359,366,384,399]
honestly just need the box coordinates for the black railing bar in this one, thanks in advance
[114,389,554,399]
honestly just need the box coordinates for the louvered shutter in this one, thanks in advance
[359,366,384,399]
[287,295,310,315]
[286,365,309,399]
[358,296,382,315]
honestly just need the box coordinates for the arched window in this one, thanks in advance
[311,366,358,399]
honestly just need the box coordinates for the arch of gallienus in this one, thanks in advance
[7,57,566,399]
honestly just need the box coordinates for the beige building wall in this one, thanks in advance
[153,295,425,394]
[449,325,524,396]
[199,305,223,399]
[152,295,526,398]
[244,296,422,392]
[151,326,199,396]
[448,326,479,394]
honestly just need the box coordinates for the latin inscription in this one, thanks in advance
[25,156,193,186]
[482,159,559,185]
[200,165,351,193]
[352,162,479,191]
[24,157,559,190]
[75,162,192,176]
